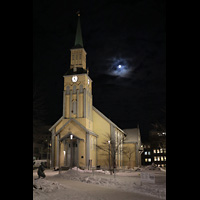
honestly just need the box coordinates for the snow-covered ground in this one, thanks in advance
[33,166,166,200]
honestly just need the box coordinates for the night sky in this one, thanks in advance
[33,0,166,141]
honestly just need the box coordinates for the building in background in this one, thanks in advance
[142,143,166,167]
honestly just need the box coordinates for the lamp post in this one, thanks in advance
[108,140,111,174]
[70,134,73,168]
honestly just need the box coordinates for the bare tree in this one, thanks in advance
[96,132,123,174]
[149,107,166,149]
[123,146,135,169]
[33,81,47,134]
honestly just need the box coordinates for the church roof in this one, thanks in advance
[93,106,126,136]
[123,128,140,143]
[49,117,98,138]
[72,14,83,49]
[63,67,87,76]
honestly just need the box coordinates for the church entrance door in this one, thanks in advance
[67,139,78,168]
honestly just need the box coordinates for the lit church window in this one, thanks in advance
[79,85,83,93]
[73,85,76,94]
[66,86,70,95]
[72,101,76,114]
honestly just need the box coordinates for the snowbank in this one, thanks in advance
[33,178,64,192]
[53,168,166,199]
[33,168,166,200]
[71,167,111,174]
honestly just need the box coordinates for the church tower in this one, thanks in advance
[62,13,93,131]
[49,14,127,170]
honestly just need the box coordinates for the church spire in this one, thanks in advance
[66,12,87,74]
[74,12,83,48]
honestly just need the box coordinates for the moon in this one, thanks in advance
[107,57,132,78]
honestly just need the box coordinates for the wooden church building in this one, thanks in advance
[49,14,142,170]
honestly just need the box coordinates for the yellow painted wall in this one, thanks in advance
[78,140,85,167]
[54,135,57,167]
[65,95,70,118]
[89,135,96,167]
[55,119,69,133]
[70,48,87,70]
[60,142,64,167]
[93,109,111,168]
[79,93,83,117]
[63,74,93,131]
[63,74,91,92]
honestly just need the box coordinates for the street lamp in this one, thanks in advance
[70,134,73,168]
[108,140,111,174]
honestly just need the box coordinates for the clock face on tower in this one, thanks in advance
[72,75,78,82]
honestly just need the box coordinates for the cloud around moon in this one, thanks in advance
[106,57,134,78]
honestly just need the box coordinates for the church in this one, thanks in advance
[49,14,142,170]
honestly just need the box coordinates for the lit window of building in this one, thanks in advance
[148,158,151,162]
[148,151,151,155]
[154,156,157,161]
[157,149,160,153]
[161,156,164,161]
[153,149,156,153]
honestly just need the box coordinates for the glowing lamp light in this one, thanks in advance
[70,134,73,140]
[108,140,110,144]
[118,65,122,69]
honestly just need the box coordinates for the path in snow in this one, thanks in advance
[33,168,166,200]
[33,178,160,200]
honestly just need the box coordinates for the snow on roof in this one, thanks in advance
[123,128,140,143]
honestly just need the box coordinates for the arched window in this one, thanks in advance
[66,86,70,95]
[73,85,76,94]
[79,84,83,93]
[72,100,76,114]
